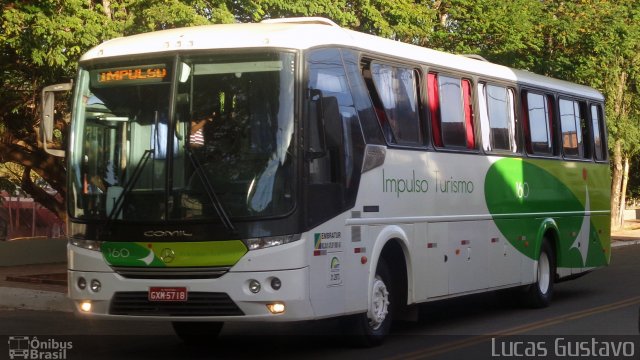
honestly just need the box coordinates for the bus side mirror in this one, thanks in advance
[41,83,73,157]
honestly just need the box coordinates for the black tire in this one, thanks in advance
[343,258,394,347]
[525,239,555,308]
[172,321,224,345]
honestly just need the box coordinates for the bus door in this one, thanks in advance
[305,48,367,316]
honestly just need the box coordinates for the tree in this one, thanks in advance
[1,0,117,219]
[0,0,439,222]
[558,0,640,230]
[0,0,235,220]
[429,0,544,70]
[3,0,640,227]
[431,0,640,230]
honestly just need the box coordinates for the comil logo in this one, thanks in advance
[143,230,193,237]
[7,336,73,360]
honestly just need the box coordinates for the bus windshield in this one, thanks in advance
[68,52,296,222]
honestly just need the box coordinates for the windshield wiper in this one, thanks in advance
[185,147,236,233]
[105,149,153,225]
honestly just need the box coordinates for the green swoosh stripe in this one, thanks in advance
[102,241,247,267]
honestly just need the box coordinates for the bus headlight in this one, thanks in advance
[266,302,285,314]
[248,279,261,294]
[77,277,87,290]
[70,238,103,251]
[90,279,102,293]
[270,277,282,291]
[80,301,92,312]
[243,234,301,251]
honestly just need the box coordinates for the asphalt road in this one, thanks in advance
[1,244,639,360]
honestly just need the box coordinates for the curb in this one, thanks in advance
[0,287,73,313]
[611,240,640,248]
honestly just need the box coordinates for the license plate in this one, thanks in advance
[148,287,188,302]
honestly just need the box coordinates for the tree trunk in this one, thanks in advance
[20,167,66,222]
[610,140,623,230]
[0,143,66,221]
[618,156,630,229]
[102,0,112,19]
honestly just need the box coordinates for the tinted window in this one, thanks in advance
[591,104,606,161]
[342,51,385,145]
[559,98,588,158]
[525,92,553,155]
[306,48,366,226]
[479,84,516,152]
[428,73,474,149]
[439,75,466,147]
[370,63,424,146]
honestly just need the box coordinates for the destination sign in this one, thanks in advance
[92,64,169,87]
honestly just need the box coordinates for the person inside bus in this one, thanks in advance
[189,110,216,148]
[182,106,219,217]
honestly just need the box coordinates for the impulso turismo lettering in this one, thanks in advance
[434,170,474,194]
[382,169,474,197]
[382,169,429,197]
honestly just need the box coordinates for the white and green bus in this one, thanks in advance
[42,17,610,345]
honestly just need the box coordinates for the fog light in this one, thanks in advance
[90,279,101,292]
[270,277,281,291]
[80,301,92,312]
[77,277,87,290]
[267,302,285,314]
[248,279,261,294]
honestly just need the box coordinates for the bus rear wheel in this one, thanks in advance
[172,321,224,345]
[344,259,393,347]
[525,239,555,308]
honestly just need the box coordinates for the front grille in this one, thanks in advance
[110,292,244,316]
[112,266,230,279]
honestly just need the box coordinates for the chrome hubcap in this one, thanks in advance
[367,275,389,330]
[538,251,550,294]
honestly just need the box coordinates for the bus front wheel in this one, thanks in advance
[344,258,393,347]
[172,321,224,345]
[525,239,555,308]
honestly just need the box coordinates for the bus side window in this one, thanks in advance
[341,50,385,145]
[591,104,607,161]
[369,63,425,147]
[522,91,554,156]
[559,98,589,159]
[479,83,517,153]
[428,73,475,149]
[427,73,442,146]
[362,66,394,144]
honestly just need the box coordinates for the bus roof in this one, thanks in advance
[81,17,603,101]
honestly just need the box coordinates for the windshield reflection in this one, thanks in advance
[69,52,296,222]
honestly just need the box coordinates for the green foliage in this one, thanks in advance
[431,0,640,157]
[124,0,235,33]
[430,0,544,70]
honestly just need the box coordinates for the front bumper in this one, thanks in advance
[68,266,314,321]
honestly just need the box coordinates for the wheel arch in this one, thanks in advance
[369,226,412,310]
